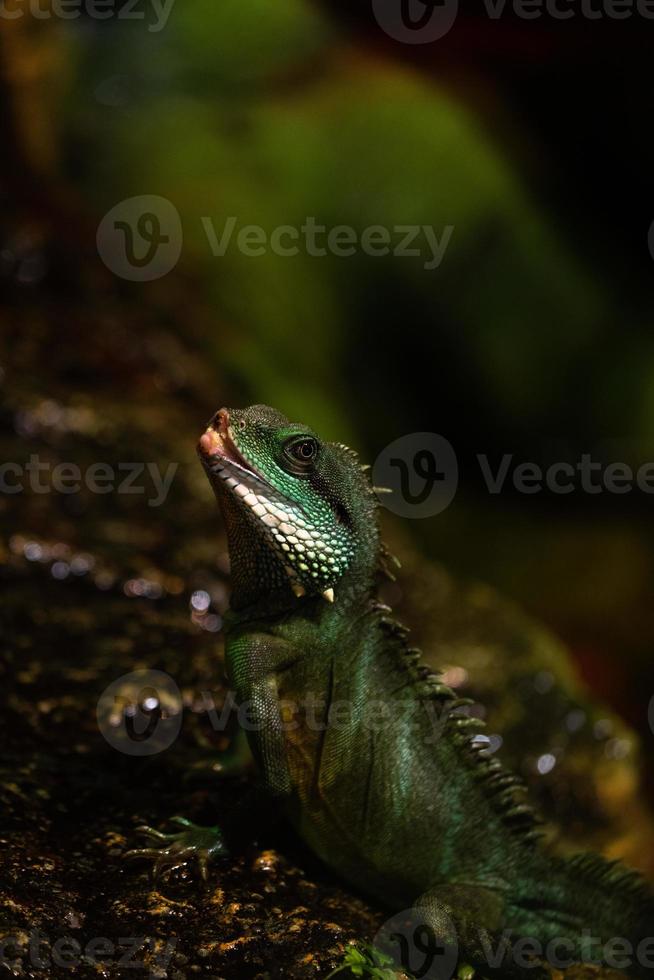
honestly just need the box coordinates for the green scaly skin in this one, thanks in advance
[128,404,654,978]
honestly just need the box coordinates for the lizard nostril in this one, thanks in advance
[211,408,230,433]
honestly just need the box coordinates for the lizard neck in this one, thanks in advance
[224,490,382,618]
[227,548,380,625]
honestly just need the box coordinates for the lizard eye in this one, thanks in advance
[283,437,318,471]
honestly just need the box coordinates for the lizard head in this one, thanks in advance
[198,404,377,607]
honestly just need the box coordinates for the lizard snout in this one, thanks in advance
[198,408,230,456]
[211,408,230,434]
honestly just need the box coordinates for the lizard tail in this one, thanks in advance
[516,851,654,977]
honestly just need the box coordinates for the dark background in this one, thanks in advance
[3,0,653,730]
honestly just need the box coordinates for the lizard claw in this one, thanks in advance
[123,817,228,883]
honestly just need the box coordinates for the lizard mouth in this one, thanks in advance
[197,409,265,484]
[197,409,292,517]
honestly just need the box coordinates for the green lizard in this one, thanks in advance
[127,403,654,977]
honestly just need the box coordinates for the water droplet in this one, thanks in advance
[536,753,556,775]
[191,589,211,612]
[487,734,503,754]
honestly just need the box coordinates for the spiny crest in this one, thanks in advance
[333,441,361,461]
[378,541,402,582]
[375,605,543,845]
[564,853,654,904]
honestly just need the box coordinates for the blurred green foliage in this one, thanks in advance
[61,0,619,439]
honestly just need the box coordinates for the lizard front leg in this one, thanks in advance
[124,816,230,883]
[124,633,294,883]
[225,630,296,798]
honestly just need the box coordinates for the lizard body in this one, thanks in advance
[132,404,654,977]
